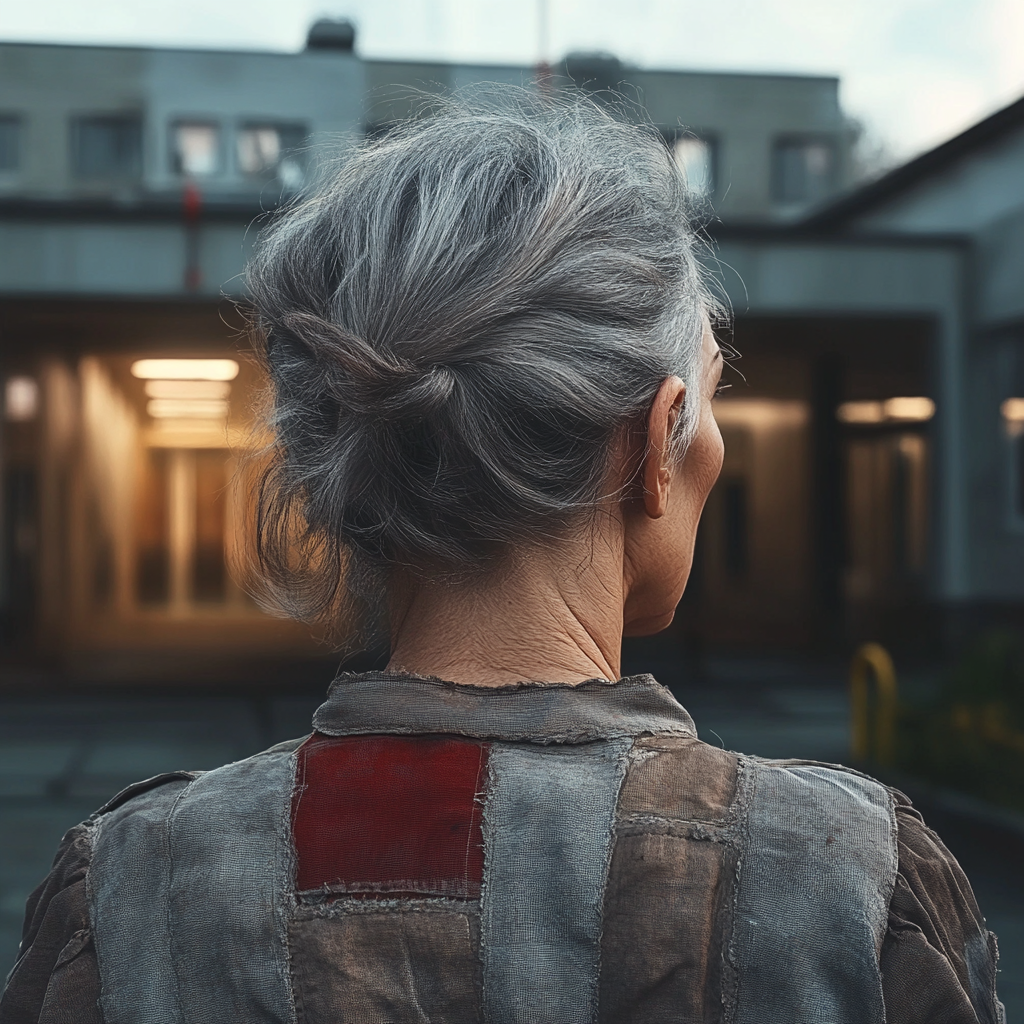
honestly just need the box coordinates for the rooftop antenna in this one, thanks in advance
[536,0,553,95]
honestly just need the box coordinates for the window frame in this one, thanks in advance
[169,119,223,178]
[771,134,838,206]
[666,128,717,199]
[0,114,23,175]
[235,121,308,182]
[70,112,144,181]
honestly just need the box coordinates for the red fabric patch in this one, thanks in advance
[292,734,489,897]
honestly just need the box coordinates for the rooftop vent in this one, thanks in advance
[306,19,356,53]
[563,52,623,94]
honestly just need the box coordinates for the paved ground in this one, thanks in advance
[1,657,1020,1015]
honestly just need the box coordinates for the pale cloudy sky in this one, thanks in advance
[2,0,1023,166]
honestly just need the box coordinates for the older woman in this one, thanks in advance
[2,95,1002,1024]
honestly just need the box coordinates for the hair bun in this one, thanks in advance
[278,310,454,419]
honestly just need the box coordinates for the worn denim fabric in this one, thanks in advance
[0,673,1004,1024]
[89,751,298,1024]
[730,760,897,1023]
[480,739,632,1024]
[87,776,195,1024]
[314,672,695,743]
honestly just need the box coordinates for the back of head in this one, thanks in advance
[247,88,717,630]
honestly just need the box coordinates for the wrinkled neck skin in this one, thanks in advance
[387,344,724,687]
[386,512,631,687]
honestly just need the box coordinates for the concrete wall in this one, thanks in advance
[631,69,848,221]
[0,219,252,297]
[366,59,850,222]
[0,42,364,200]
[858,125,1024,239]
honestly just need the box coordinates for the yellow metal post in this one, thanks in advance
[849,643,898,766]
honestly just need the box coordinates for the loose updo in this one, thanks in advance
[247,89,719,630]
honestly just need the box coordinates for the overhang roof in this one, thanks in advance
[803,92,1024,231]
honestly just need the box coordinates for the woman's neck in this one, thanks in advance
[386,531,626,687]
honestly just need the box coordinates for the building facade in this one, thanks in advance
[2,22,1017,677]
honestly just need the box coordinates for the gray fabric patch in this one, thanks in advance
[167,750,297,1023]
[88,777,192,1024]
[480,739,631,1024]
[730,760,897,1024]
[965,929,1002,1024]
[313,673,694,744]
[88,751,298,1024]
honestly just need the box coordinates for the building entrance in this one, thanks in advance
[684,315,934,650]
[0,299,322,682]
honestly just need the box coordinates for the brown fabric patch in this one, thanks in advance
[599,831,735,1024]
[0,824,95,1024]
[880,929,984,1024]
[289,902,481,1023]
[37,930,102,1024]
[617,737,739,822]
[883,799,1003,1022]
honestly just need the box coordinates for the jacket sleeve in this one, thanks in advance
[881,796,1005,1024]
[0,820,102,1024]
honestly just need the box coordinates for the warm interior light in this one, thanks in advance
[147,398,230,419]
[883,397,935,421]
[1002,398,1024,423]
[144,380,231,400]
[150,418,227,433]
[5,376,39,421]
[131,359,239,381]
[837,401,884,424]
[838,397,934,424]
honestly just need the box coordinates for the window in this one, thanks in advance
[773,138,835,204]
[237,123,307,187]
[673,135,715,197]
[722,478,749,578]
[171,122,220,176]
[71,115,142,179]
[0,116,21,172]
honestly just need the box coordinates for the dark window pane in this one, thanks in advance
[0,117,21,172]
[3,467,37,642]
[773,139,834,203]
[723,478,749,578]
[136,448,169,604]
[192,450,226,602]
[72,115,142,179]
[1016,437,1024,520]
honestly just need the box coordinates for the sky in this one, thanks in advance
[2,0,1023,168]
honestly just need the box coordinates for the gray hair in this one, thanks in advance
[246,89,719,626]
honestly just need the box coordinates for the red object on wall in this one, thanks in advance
[182,181,202,222]
[292,734,489,897]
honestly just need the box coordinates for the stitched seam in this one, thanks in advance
[722,755,754,1024]
[165,778,194,1024]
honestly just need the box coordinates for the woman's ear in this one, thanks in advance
[642,376,686,519]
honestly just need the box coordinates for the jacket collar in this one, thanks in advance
[312,671,696,744]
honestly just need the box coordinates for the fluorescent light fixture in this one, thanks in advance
[131,359,239,381]
[144,379,231,400]
[837,401,884,424]
[147,398,230,419]
[883,397,935,422]
[5,376,39,421]
[1002,398,1024,423]
[838,397,934,424]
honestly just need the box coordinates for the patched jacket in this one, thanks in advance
[0,673,1006,1023]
